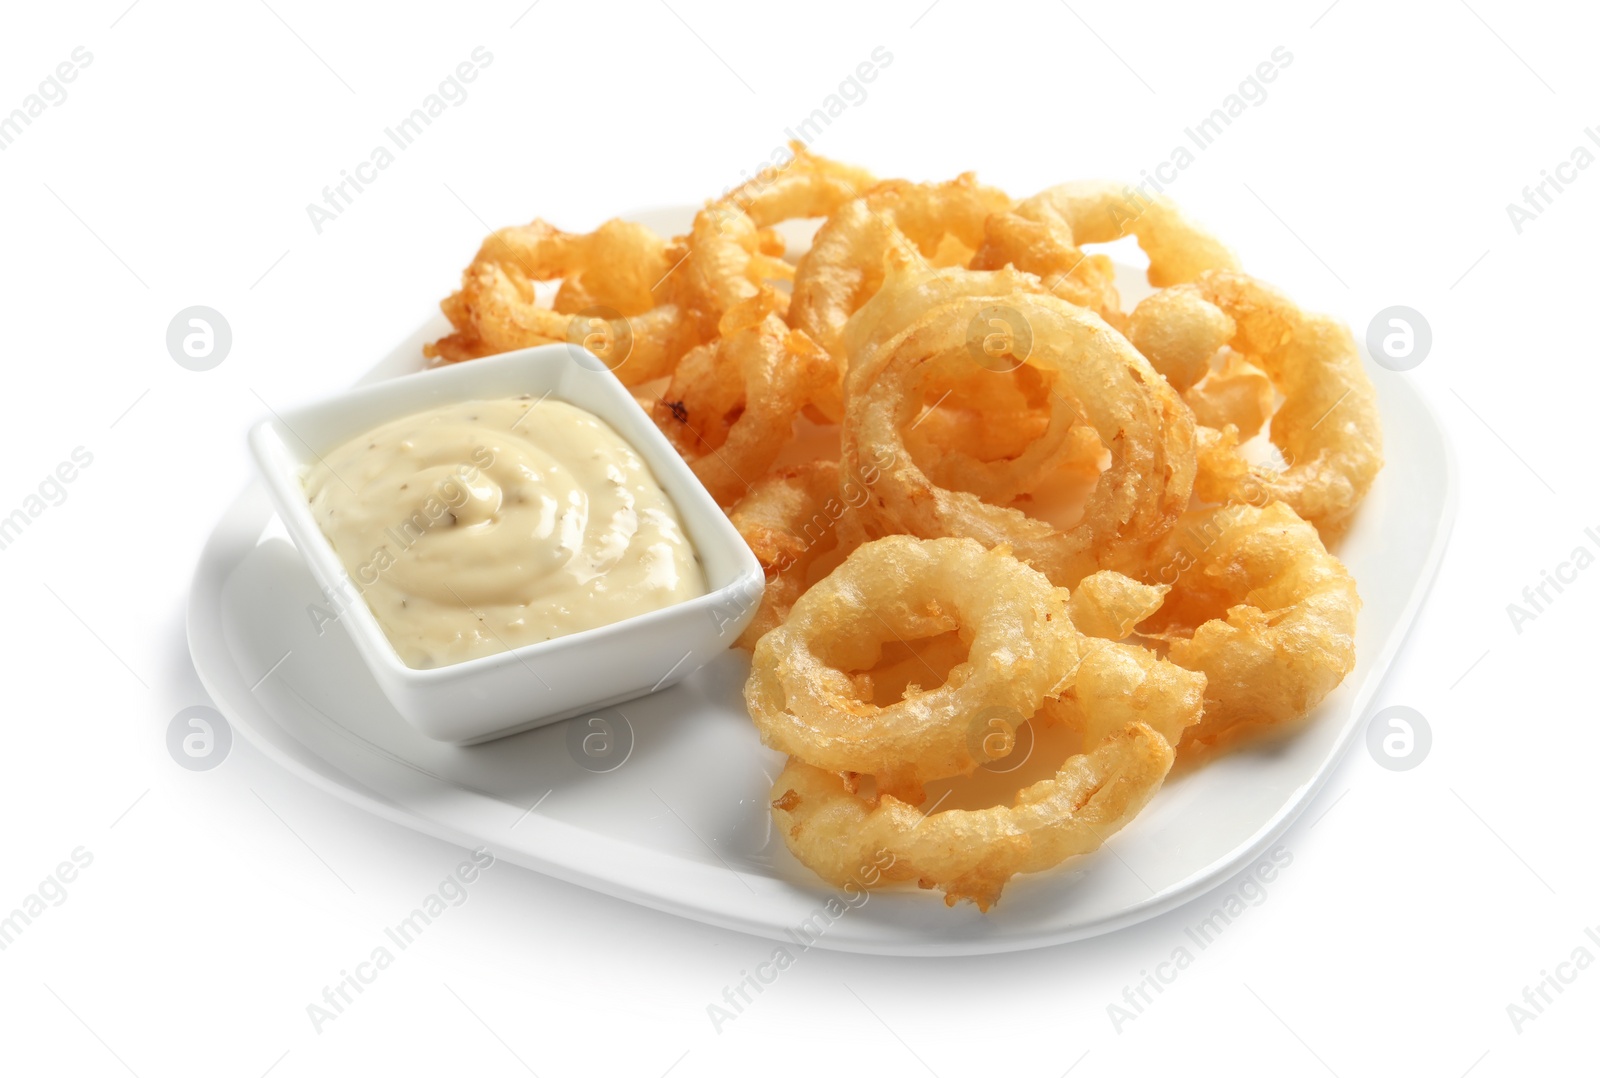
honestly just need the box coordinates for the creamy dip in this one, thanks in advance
[304,396,705,668]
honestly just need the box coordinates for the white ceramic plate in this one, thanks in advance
[187,208,1455,956]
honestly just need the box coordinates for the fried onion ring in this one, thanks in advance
[1036,181,1241,288]
[1131,272,1383,531]
[727,461,855,649]
[841,266,1195,585]
[1068,571,1169,641]
[651,290,835,507]
[969,191,1124,325]
[1184,352,1275,440]
[791,175,1012,417]
[427,218,699,384]
[424,155,1380,914]
[1044,639,1207,747]
[770,720,1175,910]
[680,143,875,339]
[1144,501,1359,746]
[745,536,1076,791]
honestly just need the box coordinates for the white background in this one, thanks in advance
[1,0,1595,1074]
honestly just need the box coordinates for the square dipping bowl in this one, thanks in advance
[248,344,764,745]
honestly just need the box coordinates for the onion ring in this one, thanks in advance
[841,265,1195,585]
[791,175,1012,417]
[745,536,1076,792]
[969,191,1124,324]
[770,720,1175,910]
[680,143,875,340]
[651,289,835,507]
[1131,271,1383,531]
[1044,639,1207,748]
[427,218,699,384]
[1067,571,1169,641]
[1184,352,1275,440]
[727,461,859,649]
[1143,501,1359,746]
[1033,180,1241,288]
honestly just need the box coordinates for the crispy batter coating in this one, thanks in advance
[649,290,835,507]
[791,175,1012,417]
[1185,352,1275,440]
[1144,501,1360,745]
[427,218,701,384]
[1048,639,1207,748]
[841,264,1195,586]
[726,461,857,649]
[1037,180,1241,288]
[1132,272,1383,532]
[770,721,1178,910]
[681,143,875,341]
[969,190,1124,326]
[1068,571,1170,641]
[746,536,1077,792]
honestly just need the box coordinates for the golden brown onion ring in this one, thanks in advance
[680,144,875,340]
[1184,353,1275,440]
[652,290,835,507]
[1067,571,1170,641]
[1131,271,1383,531]
[1144,501,1359,746]
[1036,181,1241,288]
[1046,639,1207,749]
[791,175,1012,417]
[969,192,1124,325]
[841,266,1195,585]
[770,720,1176,910]
[745,536,1076,791]
[427,218,700,384]
[727,461,860,650]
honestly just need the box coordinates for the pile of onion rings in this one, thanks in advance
[429,149,1382,910]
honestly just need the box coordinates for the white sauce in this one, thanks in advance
[304,396,705,668]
